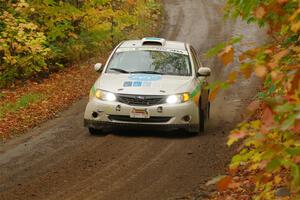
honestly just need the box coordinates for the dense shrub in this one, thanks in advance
[0,1,50,87]
[0,0,162,88]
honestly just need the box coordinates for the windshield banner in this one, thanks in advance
[116,47,188,55]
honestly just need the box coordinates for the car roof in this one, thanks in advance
[119,38,188,51]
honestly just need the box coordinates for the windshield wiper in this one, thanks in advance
[130,71,163,75]
[109,68,129,74]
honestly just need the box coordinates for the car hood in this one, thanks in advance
[95,73,194,95]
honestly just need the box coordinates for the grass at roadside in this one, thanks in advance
[0,93,44,119]
[0,62,99,139]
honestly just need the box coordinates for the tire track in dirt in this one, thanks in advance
[80,142,176,200]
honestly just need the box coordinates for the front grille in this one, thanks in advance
[108,115,171,123]
[117,94,165,106]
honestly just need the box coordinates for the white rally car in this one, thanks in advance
[84,38,211,134]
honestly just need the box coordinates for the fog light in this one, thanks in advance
[92,112,98,118]
[182,115,191,122]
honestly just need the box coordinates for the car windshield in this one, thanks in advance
[106,50,192,76]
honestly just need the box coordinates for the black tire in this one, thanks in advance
[89,127,100,135]
[207,102,210,119]
[199,109,205,132]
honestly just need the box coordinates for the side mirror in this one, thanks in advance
[197,67,211,77]
[94,63,103,73]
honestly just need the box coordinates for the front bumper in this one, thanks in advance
[84,98,199,131]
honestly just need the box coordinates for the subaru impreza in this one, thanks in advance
[84,38,211,134]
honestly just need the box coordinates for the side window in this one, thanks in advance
[195,49,204,68]
[190,46,200,72]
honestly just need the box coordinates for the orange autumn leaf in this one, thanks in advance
[245,48,261,57]
[239,53,248,62]
[193,91,201,105]
[293,156,300,164]
[255,6,266,19]
[290,9,300,32]
[274,175,282,185]
[239,47,261,62]
[209,85,221,101]
[291,22,300,32]
[227,71,238,84]
[68,32,79,39]
[229,165,238,176]
[293,121,300,133]
[240,63,253,79]
[274,49,289,62]
[288,73,300,94]
[261,173,273,183]
[272,71,285,82]
[262,107,275,127]
[254,65,268,78]
[282,65,299,70]
[247,100,260,112]
[217,176,233,191]
[267,62,277,69]
[218,45,234,66]
[290,8,300,20]
[229,130,247,140]
[267,50,288,69]
[126,0,136,5]
[227,181,242,189]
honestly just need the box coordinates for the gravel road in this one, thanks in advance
[0,1,266,199]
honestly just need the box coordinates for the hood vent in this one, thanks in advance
[142,38,166,46]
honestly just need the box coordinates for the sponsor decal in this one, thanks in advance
[123,81,133,87]
[128,74,162,81]
[89,85,96,97]
[133,81,142,87]
[123,81,152,88]
[116,47,188,55]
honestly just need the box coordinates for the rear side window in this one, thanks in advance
[190,47,201,72]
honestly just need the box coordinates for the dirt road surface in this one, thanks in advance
[0,1,266,199]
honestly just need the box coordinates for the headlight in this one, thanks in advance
[95,89,116,101]
[166,93,190,104]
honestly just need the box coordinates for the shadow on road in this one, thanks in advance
[91,129,199,139]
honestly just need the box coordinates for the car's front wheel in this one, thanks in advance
[199,108,205,132]
[207,102,210,119]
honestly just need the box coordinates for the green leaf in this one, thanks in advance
[286,147,300,156]
[206,36,243,57]
[257,92,268,99]
[296,111,300,119]
[275,104,295,113]
[291,164,300,187]
[230,36,243,44]
[232,154,243,164]
[281,114,296,131]
[266,159,281,172]
[206,42,227,57]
